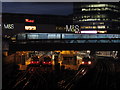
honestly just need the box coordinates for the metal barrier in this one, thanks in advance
[11,33,120,43]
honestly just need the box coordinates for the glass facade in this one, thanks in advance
[73,2,120,34]
[11,33,120,44]
[14,33,120,40]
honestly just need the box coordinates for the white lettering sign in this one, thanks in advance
[66,25,80,32]
[4,24,14,29]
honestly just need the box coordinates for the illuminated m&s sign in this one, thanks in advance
[4,24,14,29]
[66,25,98,34]
[25,19,34,23]
[66,25,80,33]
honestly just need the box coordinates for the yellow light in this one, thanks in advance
[25,26,36,30]
[97,31,107,33]
[60,51,75,55]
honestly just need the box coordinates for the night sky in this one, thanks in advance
[2,2,73,15]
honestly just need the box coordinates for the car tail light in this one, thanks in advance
[31,61,34,64]
[43,62,46,64]
[88,61,92,65]
[82,61,84,64]
[37,61,39,63]
[49,61,51,64]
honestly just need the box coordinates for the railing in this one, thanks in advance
[11,33,120,44]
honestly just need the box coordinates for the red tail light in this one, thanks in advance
[82,61,84,64]
[43,61,52,65]
[31,61,34,64]
[30,61,39,64]
[88,61,92,65]
[43,62,46,64]
[37,61,39,63]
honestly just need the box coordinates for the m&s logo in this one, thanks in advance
[66,25,80,33]
[4,24,14,29]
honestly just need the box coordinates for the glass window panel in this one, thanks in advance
[38,34,48,39]
[27,34,38,39]
[48,34,60,39]
[17,34,26,40]
[62,34,74,39]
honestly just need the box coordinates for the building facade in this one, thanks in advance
[2,2,120,52]
[73,2,120,34]
[2,13,72,38]
[2,13,72,52]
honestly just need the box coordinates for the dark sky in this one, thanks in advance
[2,2,73,15]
